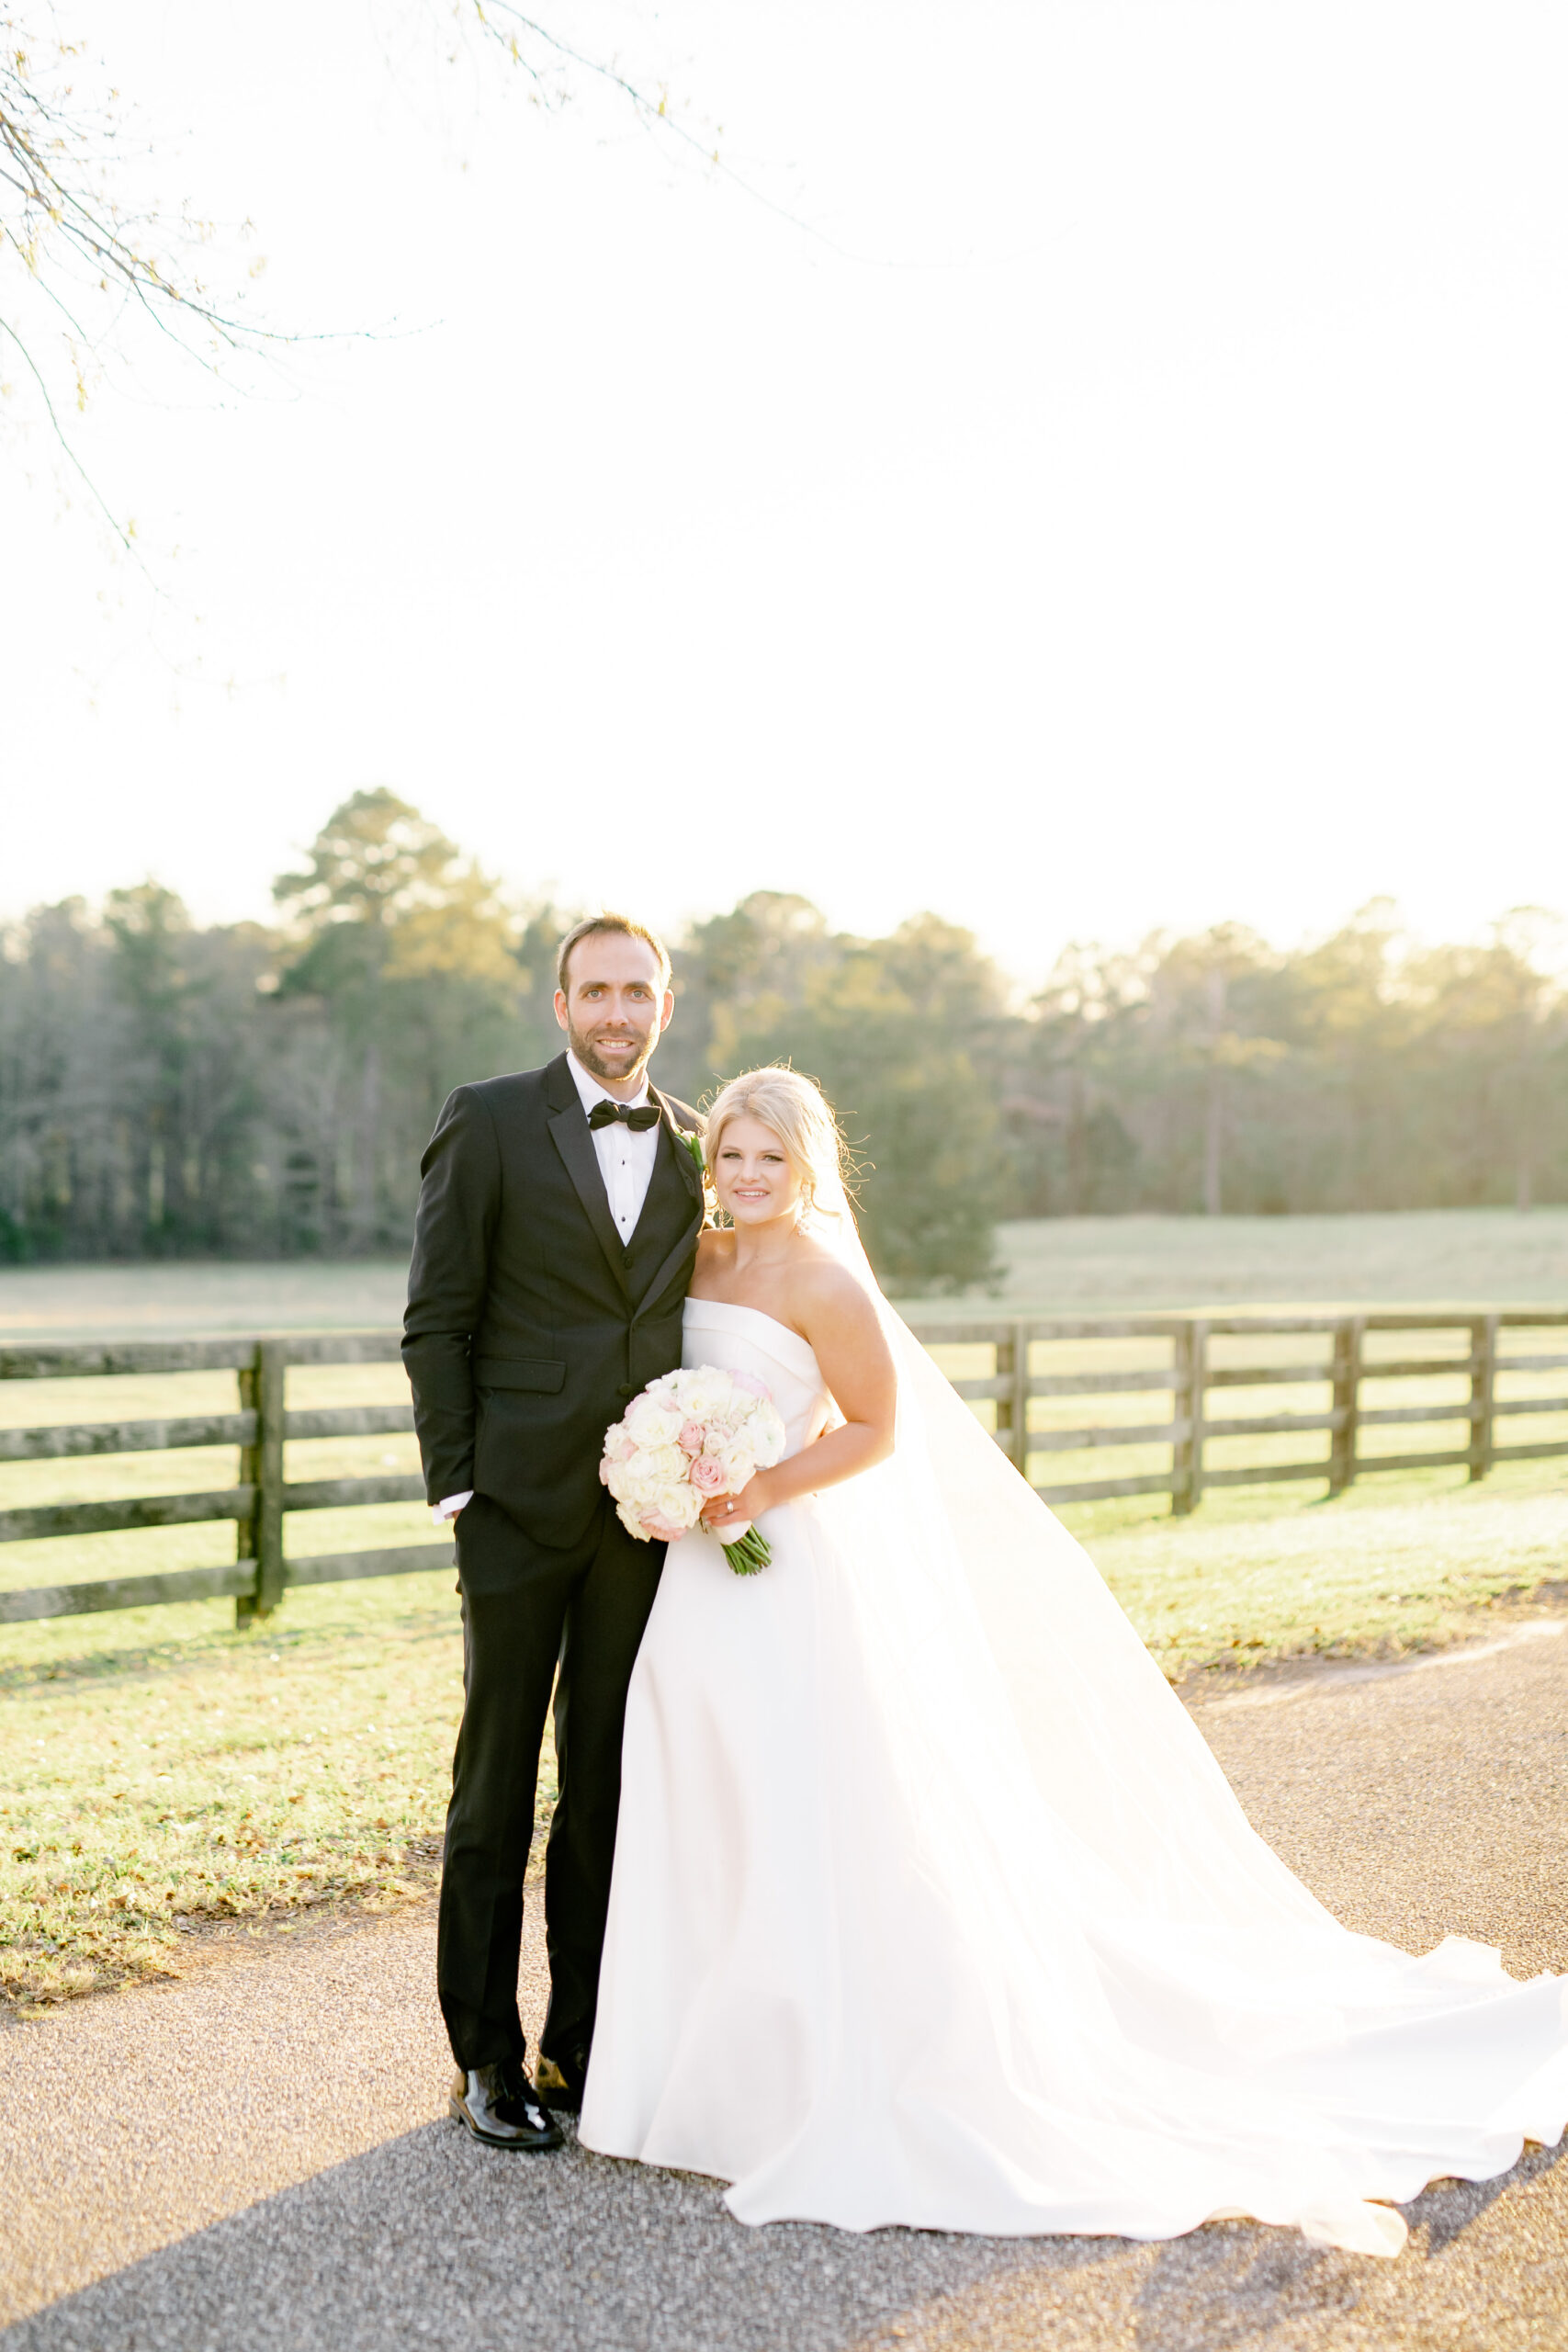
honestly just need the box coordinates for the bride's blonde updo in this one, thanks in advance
[702,1066,853,1226]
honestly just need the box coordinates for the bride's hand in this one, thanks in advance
[701,1470,773,1535]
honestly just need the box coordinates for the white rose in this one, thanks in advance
[625,1396,683,1448]
[637,1443,690,1487]
[748,1403,787,1465]
[673,1366,731,1425]
[711,1436,758,1487]
[652,1479,705,1529]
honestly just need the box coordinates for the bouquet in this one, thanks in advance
[600,1365,787,1575]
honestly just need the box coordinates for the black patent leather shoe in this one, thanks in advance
[449,2060,562,2151]
[533,2046,588,2114]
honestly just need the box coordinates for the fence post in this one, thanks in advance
[1470,1313,1497,1484]
[236,1339,287,1623]
[1328,1315,1362,1496]
[1171,1318,1207,1516]
[1010,1319,1032,1487]
[235,1347,260,1627]
[993,1328,1013,1466]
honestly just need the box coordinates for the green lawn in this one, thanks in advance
[5,1447,1564,2015]
[0,1572,547,2012]
[3,1205,1565,1341]
[1082,1465,1568,1676]
[0,1353,490,2011]
[3,1218,1566,2015]
[0,1257,413,1342]
[953,1204,1568,1315]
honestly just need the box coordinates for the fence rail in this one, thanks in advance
[0,1331,414,1626]
[2,1308,1566,1626]
[918,1307,1568,1509]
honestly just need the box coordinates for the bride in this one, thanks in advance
[578,1068,1568,2257]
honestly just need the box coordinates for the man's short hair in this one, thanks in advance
[556,914,672,997]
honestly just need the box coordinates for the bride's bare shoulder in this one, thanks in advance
[785,1245,884,1339]
[692,1228,736,1285]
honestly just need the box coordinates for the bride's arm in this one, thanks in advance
[698,1270,897,1529]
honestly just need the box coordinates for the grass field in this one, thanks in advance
[3,1212,1565,2013]
[970,1204,1568,1315]
[0,1574,486,2009]
[4,1206,1566,1340]
[0,1348,498,2013]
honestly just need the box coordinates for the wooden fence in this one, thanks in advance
[2,1309,1566,1626]
[0,1333,422,1626]
[930,1309,1568,1507]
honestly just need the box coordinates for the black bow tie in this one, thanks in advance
[587,1099,660,1131]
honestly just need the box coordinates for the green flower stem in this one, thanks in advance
[723,1528,772,1577]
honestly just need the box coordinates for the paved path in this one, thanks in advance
[3,1623,1565,2352]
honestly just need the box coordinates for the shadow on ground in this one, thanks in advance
[1,2118,1107,2352]
[7,2120,1565,2352]
[8,1627,1568,2352]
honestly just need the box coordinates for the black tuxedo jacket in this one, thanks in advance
[402,1052,705,1551]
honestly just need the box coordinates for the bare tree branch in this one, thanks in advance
[1,5,350,548]
[465,1,854,256]
[0,310,136,553]
[1,2,829,561]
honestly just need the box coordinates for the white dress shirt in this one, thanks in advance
[432,1051,662,1526]
[565,1049,662,1242]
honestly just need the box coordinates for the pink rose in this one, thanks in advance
[688,1453,728,1495]
[677,1420,705,1456]
[641,1510,687,1542]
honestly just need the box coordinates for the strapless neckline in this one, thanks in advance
[682,1295,823,1387]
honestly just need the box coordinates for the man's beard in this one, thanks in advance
[568,1020,655,1089]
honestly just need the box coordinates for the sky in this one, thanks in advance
[4,0,1567,986]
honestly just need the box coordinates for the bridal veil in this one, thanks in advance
[796,1182,1568,2256]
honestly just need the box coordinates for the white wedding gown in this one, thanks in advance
[579,1295,1568,2256]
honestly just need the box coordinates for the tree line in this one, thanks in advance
[3,792,1564,1289]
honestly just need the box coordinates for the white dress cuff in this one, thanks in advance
[432,1490,474,1526]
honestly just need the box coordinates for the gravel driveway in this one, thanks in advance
[3,1621,1564,2352]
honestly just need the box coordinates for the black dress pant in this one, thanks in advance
[436,1490,664,2073]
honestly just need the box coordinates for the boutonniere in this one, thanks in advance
[679,1127,707,1187]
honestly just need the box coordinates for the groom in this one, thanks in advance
[403,914,704,2152]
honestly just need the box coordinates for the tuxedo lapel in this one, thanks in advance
[632,1089,703,1324]
[630,1081,703,1320]
[649,1082,703,1207]
[631,1201,704,1329]
[545,1055,632,1301]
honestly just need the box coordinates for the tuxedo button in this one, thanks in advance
[616,1384,637,1398]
